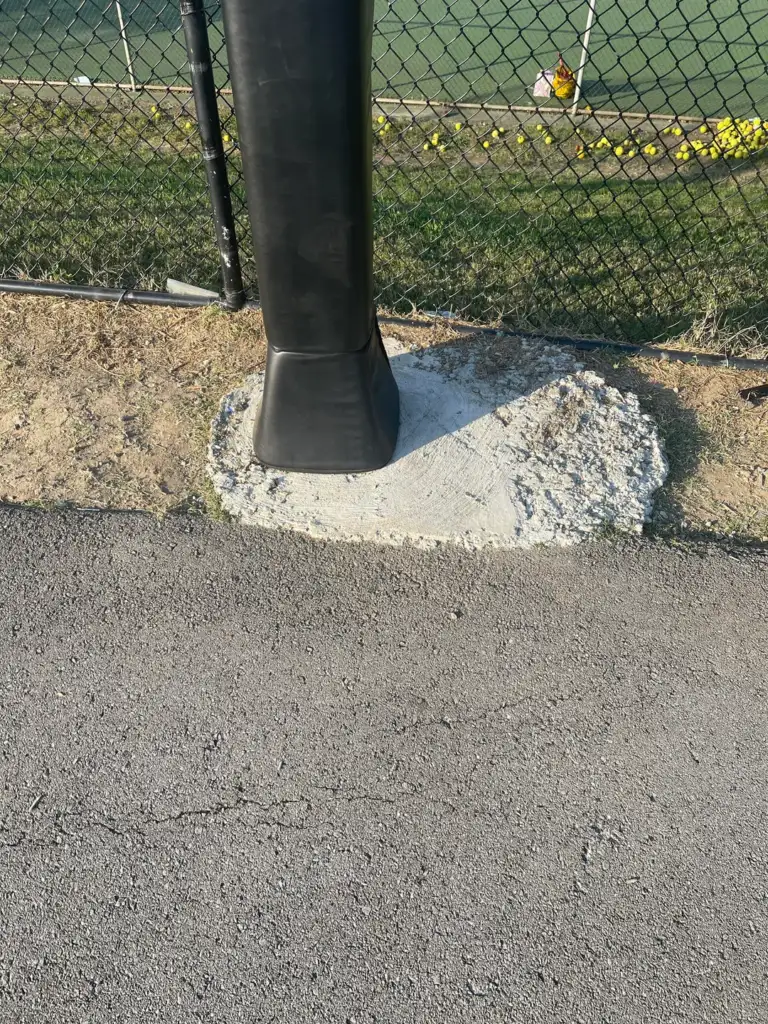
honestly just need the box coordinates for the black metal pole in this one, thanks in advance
[221,0,399,473]
[0,279,227,307]
[180,0,245,311]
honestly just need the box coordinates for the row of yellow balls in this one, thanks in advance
[148,105,236,143]
[375,113,768,164]
[582,135,655,159]
[376,119,660,157]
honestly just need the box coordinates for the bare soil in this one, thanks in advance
[0,295,766,541]
[0,296,264,514]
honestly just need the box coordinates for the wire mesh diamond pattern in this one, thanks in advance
[0,0,767,347]
[0,0,221,291]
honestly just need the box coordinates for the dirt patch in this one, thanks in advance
[592,355,768,540]
[0,295,766,541]
[0,295,265,513]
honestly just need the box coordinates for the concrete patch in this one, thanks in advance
[208,339,668,549]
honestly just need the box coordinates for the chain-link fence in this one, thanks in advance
[0,0,245,296]
[1,0,767,346]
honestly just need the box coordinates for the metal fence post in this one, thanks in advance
[180,0,245,311]
[571,0,598,114]
[221,0,400,473]
[114,1,137,92]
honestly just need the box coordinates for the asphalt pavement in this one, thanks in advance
[1,507,766,1023]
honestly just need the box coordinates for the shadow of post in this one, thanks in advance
[385,335,709,534]
[578,349,710,532]
[387,336,577,462]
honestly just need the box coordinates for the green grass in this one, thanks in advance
[2,101,768,346]
[0,130,222,292]
[2,0,768,118]
[374,161,768,342]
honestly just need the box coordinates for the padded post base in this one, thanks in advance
[254,323,400,473]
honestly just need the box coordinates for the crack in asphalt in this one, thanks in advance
[1,788,460,849]
[1,510,767,1023]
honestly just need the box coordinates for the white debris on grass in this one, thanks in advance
[208,338,668,549]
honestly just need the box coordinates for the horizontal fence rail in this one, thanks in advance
[0,0,766,346]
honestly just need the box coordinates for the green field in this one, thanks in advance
[372,0,768,117]
[2,4,768,344]
[2,0,768,118]
[0,0,196,87]
[1,103,767,345]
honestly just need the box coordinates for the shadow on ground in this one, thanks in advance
[393,332,709,534]
[580,351,711,532]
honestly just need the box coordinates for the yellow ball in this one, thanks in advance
[185,120,193,130]
[535,124,544,132]
[379,129,386,136]
[222,133,230,142]
[682,152,691,161]
[699,124,709,133]
[614,145,624,156]
[483,140,491,149]
[153,111,161,120]
[439,144,446,152]
[377,115,386,124]
[516,134,525,144]
[454,122,462,131]
[423,143,431,151]
[673,127,683,136]
[576,151,586,159]
[150,105,157,113]
[544,135,553,145]
[628,149,636,158]
[491,129,499,138]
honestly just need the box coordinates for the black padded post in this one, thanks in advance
[221,0,400,473]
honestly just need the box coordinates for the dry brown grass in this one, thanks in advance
[581,350,768,540]
[0,295,265,513]
[665,307,768,361]
[0,294,766,540]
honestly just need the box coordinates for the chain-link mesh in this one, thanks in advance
[1,0,767,347]
[370,0,768,345]
[0,0,230,291]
